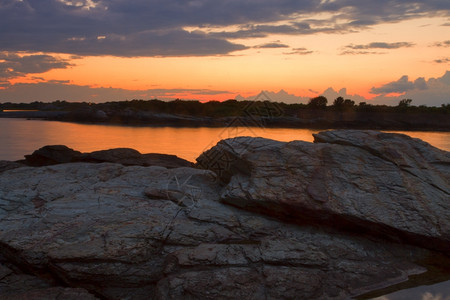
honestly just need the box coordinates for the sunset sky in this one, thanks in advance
[0,0,449,105]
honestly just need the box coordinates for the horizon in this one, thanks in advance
[0,1,449,106]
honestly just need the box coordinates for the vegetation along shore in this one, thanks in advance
[1,97,449,131]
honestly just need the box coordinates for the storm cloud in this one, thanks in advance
[1,0,449,57]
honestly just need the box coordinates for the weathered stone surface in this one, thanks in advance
[22,145,192,168]
[196,130,450,252]
[0,160,24,173]
[0,262,98,299]
[1,130,449,299]
[0,161,441,299]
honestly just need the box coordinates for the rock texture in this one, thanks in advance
[0,161,24,174]
[0,130,449,299]
[197,130,450,252]
[21,145,192,168]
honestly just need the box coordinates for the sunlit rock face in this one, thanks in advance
[0,130,449,299]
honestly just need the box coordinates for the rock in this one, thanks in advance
[23,145,83,166]
[0,162,444,299]
[1,130,449,299]
[22,146,192,168]
[0,161,25,173]
[85,148,192,168]
[84,148,149,165]
[196,130,450,252]
[0,262,98,299]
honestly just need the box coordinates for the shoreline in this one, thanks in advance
[1,110,450,132]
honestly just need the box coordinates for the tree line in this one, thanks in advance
[1,97,449,117]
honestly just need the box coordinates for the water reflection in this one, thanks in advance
[0,118,449,162]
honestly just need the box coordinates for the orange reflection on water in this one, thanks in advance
[0,118,448,162]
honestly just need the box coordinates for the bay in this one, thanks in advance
[0,118,449,162]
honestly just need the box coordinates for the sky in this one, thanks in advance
[0,0,449,106]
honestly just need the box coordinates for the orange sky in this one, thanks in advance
[1,2,449,105]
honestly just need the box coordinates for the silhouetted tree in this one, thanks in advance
[333,96,345,107]
[398,99,412,107]
[308,96,328,108]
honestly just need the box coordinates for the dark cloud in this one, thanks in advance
[433,40,450,47]
[340,41,414,55]
[340,50,385,55]
[370,75,428,94]
[283,47,314,55]
[0,52,72,81]
[434,57,450,64]
[345,42,415,50]
[0,0,449,57]
[254,41,289,49]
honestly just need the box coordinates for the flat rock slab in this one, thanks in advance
[0,161,441,299]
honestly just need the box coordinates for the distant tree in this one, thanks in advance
[397,98,413,112]
[343,99,355,107]
[333,96,344,107]
[398,99,412,107]
[308,96,328,108]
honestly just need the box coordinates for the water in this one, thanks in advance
[0,118,449,162]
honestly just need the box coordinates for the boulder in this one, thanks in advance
[22,146,192,168]
[85,148,192,168]
[23,145,83,166]
[0,162,444,299]
[196,130,450,252]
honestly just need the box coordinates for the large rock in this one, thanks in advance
[23,145,83,166]
[22,145,192,168]
[0,162,445,299]
[196,130,450,252]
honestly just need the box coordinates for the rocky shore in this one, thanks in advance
[0,130,449,299]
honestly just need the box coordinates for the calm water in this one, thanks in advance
[0,118,449,162]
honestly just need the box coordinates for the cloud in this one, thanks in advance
[340,41,414,55]
[345,42,415,50]
[0,52,72,85]
[369,71,450,106]
[0,81,234,102]
[1,0,449,57]
[254,41,290,49]
[1,71,449,106]
[370,75,427,94]
[434,57,450,64]
[236,89,310,104]
[433,40,450,47]
[283,47,314,55]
